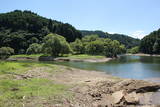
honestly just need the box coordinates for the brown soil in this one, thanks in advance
[12,65,160,107]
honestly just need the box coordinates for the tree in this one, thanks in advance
[0,47,14,59]
[127,46,139,54]
[85,40,104,55]
[0,10,82,54]
[70,39,84,54]
[140,28,160,54]
[153,38,160,54]
[26,43,42,55]
[42,33,71,57]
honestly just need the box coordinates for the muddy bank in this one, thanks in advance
[54,57,113,63]
[4,62,160,107]
[34,66,160,107]
[7,56,113,63]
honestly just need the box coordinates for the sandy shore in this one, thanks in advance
[54,57,113,63]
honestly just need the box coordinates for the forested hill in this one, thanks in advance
[0,10,82,53]
[140,28,160,54]
[81,30,140,48]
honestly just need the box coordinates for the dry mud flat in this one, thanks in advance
[9,65,160,107]
[48,67,160,107]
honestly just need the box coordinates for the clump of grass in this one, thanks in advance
[10,54,43,58]
[65,54,105,59]
[0,78,71,107]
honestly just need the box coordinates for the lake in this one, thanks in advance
[54,55,160,80]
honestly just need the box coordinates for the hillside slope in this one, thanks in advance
[0,10,82,53]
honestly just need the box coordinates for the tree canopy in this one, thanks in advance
[81,30,140,49]
[140,28,160,54]
[0,10,82,53]
[42,33,71,57]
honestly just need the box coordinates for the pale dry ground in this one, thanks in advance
[13,65,160,107]
[54,57,113,63]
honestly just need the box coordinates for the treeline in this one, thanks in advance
[27,34,126,58]
[0,34,126,59]
[0,10,82,53]
[81,30,140,49]
[70,35,126,57]
[140,29,160,54]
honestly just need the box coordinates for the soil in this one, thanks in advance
[13,65,160,107]
[54,57,113,63]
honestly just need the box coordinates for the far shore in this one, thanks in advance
[126,53,160,57]
[8,54,114,63]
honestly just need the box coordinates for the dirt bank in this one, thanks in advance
[12,64,160,107]
[54,57,113,63]
[7,56,113,63]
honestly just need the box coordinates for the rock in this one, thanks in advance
[124,92,139,104]
[112,90,124,104]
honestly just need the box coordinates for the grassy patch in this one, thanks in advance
[64,54,106,59]
[0,61,72,107]
[10,54,43,58]
[0,78,71,107]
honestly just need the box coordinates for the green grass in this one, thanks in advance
[0,61,55,75]
[64,54,106,59]
[10,54,43,58]
[0,78,70,107]
[0,61,72,107]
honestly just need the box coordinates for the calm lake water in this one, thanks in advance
[54,55,160,79]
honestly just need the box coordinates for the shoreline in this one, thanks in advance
[126,53,160,57]
[54,57,113,63]
[7,55,114,63]
[1,60,160,106]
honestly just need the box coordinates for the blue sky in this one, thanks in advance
[1,0,160,39]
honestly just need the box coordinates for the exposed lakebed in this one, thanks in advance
[53,55,160,80]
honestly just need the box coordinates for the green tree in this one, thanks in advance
[127,46,139,54]
[0,47,14,59]
[42,33,71,57]
[153,38,160,54]
[85,40,104,55]
[70,39,84,54]
[26,43,42,55]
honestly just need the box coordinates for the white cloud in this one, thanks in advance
[108,32,116,34]
[130,30,146,39]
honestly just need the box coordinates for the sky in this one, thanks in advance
[1,0,160,39]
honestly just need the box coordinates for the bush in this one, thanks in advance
[70,39,84,54]
[42,33,71,57]
[127,46,139,54]
[26,43,42,55]
[0,47,14,59]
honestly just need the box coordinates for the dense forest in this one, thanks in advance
[140,28,160,54]
[81,30,140,48]
[0,10,82,53]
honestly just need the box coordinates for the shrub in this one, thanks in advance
[26,43,42,55]
[42,33,71,57]
[0,47,14,59]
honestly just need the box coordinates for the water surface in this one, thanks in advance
[54,55,160,79]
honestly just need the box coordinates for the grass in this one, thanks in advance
[10,54,43,58]
[0,61,72,107]
[10,54,106,60]
[62,54,106,59]
[0,78,70,107]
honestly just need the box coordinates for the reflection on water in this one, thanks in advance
[53,55,160,79]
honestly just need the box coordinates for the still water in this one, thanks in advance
[54,55,160,79]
